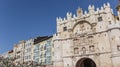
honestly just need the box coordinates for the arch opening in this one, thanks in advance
[76,58,96,67]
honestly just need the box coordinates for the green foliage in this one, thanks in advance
[0,57,38,67]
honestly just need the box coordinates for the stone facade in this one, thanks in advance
[53,3,120,67]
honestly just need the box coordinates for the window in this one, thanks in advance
[28,55,31,59]
[117,45,120,51]
[89,45,95,52]
[44,46,46,50]
[109,21,111,24]
[98,17,103,22]
[74,48,79,54]
[63,27,67,31]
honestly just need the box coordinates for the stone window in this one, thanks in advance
[82,47,86,54]
[89,45,95,52]
[74,48,79,54]
[117,45,120,51]
[109,21,111,24]
[98,17,103,22]
[63,26,67,31]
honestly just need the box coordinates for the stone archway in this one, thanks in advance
[76,58,96,67]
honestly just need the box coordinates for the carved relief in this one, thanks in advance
[73,21,92,35]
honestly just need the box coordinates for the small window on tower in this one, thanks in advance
[98,17,103,22]
[89,45,95,52]
[117,45,120,51]
[63,27,67,31]
[74,48,79,54]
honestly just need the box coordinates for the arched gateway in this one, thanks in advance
[76,58,96,67]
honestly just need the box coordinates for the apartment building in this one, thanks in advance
[24,39,34,63]
[33,36,53,67]
[13,40,25,64]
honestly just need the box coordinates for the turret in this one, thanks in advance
[88,5,95,14]
[66,12,72,20]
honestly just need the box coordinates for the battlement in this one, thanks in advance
[56,2,113,24]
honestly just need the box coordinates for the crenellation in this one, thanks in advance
[56,17,62,23]
[103,3,107,8]
[66,12,72,20]
[88,5,95,15]
[56,17,59,23]
[107,2,110,7]
[101,6,104,10]
[57,2,114,27]
[73,14,77,18]
[88,5,92,10]
[59,17,62,22]
[84,10,88,15]
[63,17,66,21]
[96,7,100,13]
[111,9,114,14]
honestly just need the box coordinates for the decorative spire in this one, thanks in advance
[76,7,83,17]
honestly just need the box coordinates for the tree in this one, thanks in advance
[0,57,38,67]
[0,57,15,67]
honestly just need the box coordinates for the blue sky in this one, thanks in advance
[0,0,118,54]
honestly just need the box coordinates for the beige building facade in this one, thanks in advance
[53,3,120,67]
[13,40,25,64]
[24,39,34,63]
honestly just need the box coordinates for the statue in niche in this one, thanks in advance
[76,7,83,17]
[82,47,86,55]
